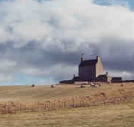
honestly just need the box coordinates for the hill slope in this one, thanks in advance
[0,99,134,127]
[0,83,133,102]
[0,83,134,127]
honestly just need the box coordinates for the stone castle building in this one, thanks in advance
[60,55,122,84]
[79,55,103,81]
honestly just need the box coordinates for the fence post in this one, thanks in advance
[72,98,75,108]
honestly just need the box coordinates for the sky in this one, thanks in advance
[0,0,133,85]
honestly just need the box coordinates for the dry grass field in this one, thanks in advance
[0,82,134,127]
[0,82,133,102]
[0,100,134,127]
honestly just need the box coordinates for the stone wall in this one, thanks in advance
[96,56,103,77]
[79,65,96,81]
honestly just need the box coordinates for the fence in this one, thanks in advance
[0,94,133,114]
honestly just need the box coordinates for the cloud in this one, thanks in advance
[0,0,133,83]
[0,58,16,82]
[0,0,134,46]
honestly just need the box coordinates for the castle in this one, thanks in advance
[79,55,103,81]
[60,55,122,84]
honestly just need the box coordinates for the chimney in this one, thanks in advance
[81,53,84,62]
[81,57,84,62]
[96,55,100,61]
[96,55,99,59]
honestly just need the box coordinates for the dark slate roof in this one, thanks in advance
[98,74,107,78]
[79,59,97,67]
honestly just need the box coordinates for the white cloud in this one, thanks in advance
[0,0,133,83]
[19,63,78,80]
[0,59,16,82]
[0,59,16,68]
[0,73,13,82]
[0,0,133,48]
[107,69,133,80]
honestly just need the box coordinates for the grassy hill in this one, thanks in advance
[0,82,133,102]
[0,82,134,127]
[0,99,134,127]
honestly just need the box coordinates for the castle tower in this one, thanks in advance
[79,55,103,81]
